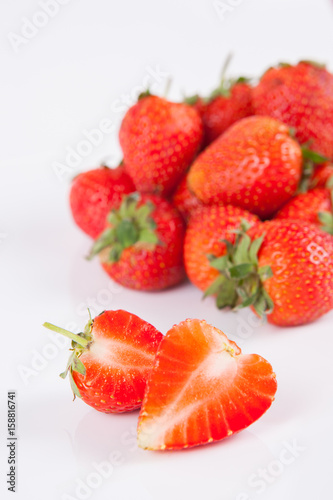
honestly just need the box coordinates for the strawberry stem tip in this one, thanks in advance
[43,315,94,399]
[43,322,90,348]
[204,220,274,317]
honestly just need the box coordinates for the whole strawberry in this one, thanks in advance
[171,175,204,222]
[203,219,333,326]
[275,188,333,234]
[184,205,258,293]
[119,95,203,196]
[43,310,163,413]
[188,116,302,218]
[69,165,135,238]
[253,61,333,159]
[89,193,186,291]
[138,319,277,451]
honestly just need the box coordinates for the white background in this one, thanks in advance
[1,0,333,499]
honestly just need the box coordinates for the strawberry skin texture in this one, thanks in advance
[100,195,186,291]
[202,83,253,146]
[72,310,163,413]
[184,205,258,291]
[69,166,135,238]
[253,62,333,159]
[187,116,302,218]
[275,188,332,227]
[119,96,203,196]
[172,175,204,222]
[137,319,277,450]
[310,163,333,188]
[248,220,333,326]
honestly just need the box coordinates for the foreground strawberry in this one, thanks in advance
[119,94,203,196]
[184,205,258,292]
[43,310,163,413]
[203,219,333,326]
[275,188,333,234]
[137,319,277,450]
[187,116,302,218]
[69,166,135,238]
[253,61,333,159]
[89,193,186,291]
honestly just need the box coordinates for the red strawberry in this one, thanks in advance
[188,116,302,218]
[310,162,333,189]
[252,61,333,159]
[171,175,204,222]
[200,80,253,146]
[137,319,277,450]
[119,95,203,196]
[275,188,333,234]
[184,205,258,293]
[203,219,333,326]
[89,193,186,291]
[43,310,163,413]
[69,165,135,239]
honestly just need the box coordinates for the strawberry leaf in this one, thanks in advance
[69,371,82,400]
[258,265,273,281]
[248,235,265,264]
[203,275,226,298]
[72,357,86,376]
[208,255,229,271]
[215,278,238,309]
[229,263,255,279]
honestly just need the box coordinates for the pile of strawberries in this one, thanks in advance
[70,60,333,328]
[46,60,333,451]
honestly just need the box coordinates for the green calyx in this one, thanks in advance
[204,220,274,317]
[318,187,333,235]
[298,147,329,193]
[299,59,326,69]
[318,211,333,235]
[138,89,152,100]
[184,94,200,106]
[43,312,94,400]
[206,75,251,104]
[88,193,159,263]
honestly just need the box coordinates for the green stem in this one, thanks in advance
[43,322,89,348]
[220,52,233,83]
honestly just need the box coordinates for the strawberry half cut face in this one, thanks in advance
[137,319,277,450]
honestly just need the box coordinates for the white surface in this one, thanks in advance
[1,0,333,499]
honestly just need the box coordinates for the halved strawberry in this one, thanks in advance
[43,310,163,413]
[137,319,277,451]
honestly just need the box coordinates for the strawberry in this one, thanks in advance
[203,219,333,326]
[43,310,163,413]
[119,95,203,196]
[137,318,277,450]
[89,193,186,291]
[69,165,135,239]
[187,116,302,218]
[184,205,258,293]
[190,79,253,147]
[171,175,204,222]
[252,61,333,160]
[310,162,333,189]
[275,188,333,234]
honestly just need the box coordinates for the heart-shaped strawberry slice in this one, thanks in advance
[137,319,277,450]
